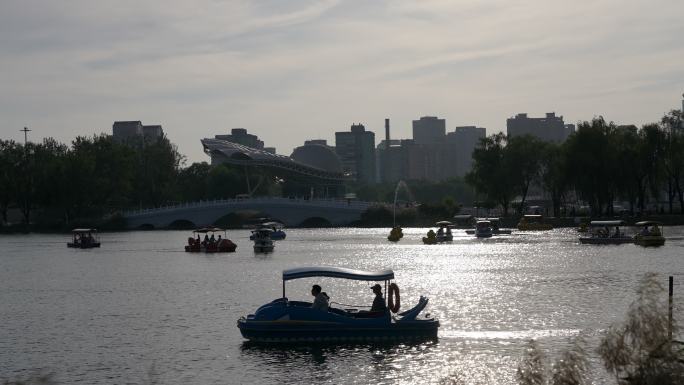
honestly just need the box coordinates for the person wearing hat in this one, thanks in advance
[370,284,387,312]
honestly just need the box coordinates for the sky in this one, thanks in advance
[1,0,683,163]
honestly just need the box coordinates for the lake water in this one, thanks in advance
[1,227,683,384]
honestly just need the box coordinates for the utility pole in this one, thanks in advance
[20,127,31,148]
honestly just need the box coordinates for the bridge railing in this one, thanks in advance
[122,197,377,217]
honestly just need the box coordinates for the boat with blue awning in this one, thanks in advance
[237,266,439,343]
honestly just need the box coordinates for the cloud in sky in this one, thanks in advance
[1,0,683,162]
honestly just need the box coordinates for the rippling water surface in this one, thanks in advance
[2,227,684,384]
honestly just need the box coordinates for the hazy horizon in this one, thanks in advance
[2,0,683,163]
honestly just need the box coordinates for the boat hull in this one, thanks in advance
[238,298,439,344]
[578,237,634,245]
[254,244,274,253]
[517,224,553,231]
[67,242,101,248]
[634,235,665,247]
[237,320,439,344]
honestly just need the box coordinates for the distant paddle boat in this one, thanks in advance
[474,220,493,238]
[578,220,633,245]
[185,228,237,253]
[67,228,101,248]
[422,221,453,244]
[436,221,453,242]
[466,218,511,235]
[387,226,404,242]
[237,266,439,343]
[250,221,286,241]
[634,221,665,247]
[252,228,275,253]
[452,214,475,229]
[517,215,553,231]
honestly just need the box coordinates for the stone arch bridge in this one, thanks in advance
[121,197,375,229]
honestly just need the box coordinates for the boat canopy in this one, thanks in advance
[476,220,492,224]
[283,266,395,282]
[635,221,662,226]
[486,218,501,222]
[453,215,473,220]
[435,221,453,226]
[589,220,624,226]
[194,227,224,233]
[71,228,97,233]
[253,228,273,233]
[261,221,283,228]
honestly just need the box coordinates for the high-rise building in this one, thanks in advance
[335,123,376,183]
[446,126,486,177]
[507,112,572,143]
[215,128,268,150]
[412,116,446,145]
[112,121,164,143]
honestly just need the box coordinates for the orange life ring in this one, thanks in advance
[388,283,400,313]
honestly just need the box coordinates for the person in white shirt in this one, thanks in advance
[311,284,329,311]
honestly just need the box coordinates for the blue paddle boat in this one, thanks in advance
[237,266,439,343]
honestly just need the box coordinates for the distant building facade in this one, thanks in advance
[215,128,270,151]
[412,116,446,145]
[112,121,164,143]
[446,126,486,177]
[506,113,574,143]
[335,124,376,183]
[376,116,485,182]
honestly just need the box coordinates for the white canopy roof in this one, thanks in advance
[589,220,624,226]
[282,266,394,281]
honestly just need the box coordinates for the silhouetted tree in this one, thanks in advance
[466,133,515,216]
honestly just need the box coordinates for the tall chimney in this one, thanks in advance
[385,118,390,149]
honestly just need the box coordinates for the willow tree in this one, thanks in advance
[466,133,515,216]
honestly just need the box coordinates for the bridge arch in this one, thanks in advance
[214,210,272,228]
[167,219,197,229]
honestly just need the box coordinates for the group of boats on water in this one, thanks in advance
[184,221,286,253]
[64,214,667,345]
[381,214,667,247]
[578,220,666,246]
[412,215,528,244]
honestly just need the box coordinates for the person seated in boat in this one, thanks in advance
[209,234,216,244]
[310,284,329,311]
[370,284,388,313]
[203,234,209,246]
[426,229,436,239]
[446,227,452,236]
[651,225,661,236]
[612,226,621,238]
[437,227,444,237]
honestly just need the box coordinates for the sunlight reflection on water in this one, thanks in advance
[1,227,683,384]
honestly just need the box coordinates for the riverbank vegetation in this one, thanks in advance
[0,135,277,230]
[466,110,684,217]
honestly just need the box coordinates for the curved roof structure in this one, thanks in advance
[291,144,342,173]
[201,138,346,183]
[282,266,395,281]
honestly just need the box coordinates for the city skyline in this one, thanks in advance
[2,0,683,162]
